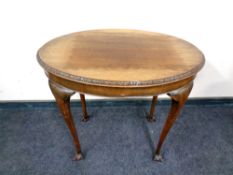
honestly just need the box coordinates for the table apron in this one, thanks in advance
[46,72,195,97]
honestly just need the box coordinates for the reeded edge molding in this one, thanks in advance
[37,53,204,87]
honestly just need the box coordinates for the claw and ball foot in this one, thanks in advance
[147,115,156,122]
[81,116,89,122]
[153,154,163,162]
[73,153,84,161]
[154,82,193,160]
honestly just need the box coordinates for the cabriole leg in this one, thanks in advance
[80,94,89,122]
[49,80,83,160]
[147,96,158,122]
[154,82,193,161]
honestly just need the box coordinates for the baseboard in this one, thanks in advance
[0,98,233,109]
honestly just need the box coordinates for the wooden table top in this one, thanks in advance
[37,29,205,87]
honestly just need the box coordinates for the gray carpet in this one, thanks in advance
[0,100,233,175]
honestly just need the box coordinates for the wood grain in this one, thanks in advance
[37,29,205,87]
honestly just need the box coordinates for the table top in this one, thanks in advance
[37,29,205,87]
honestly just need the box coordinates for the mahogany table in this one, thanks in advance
[37,29,205,161]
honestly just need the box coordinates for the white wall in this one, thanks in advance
[0,0,232,101]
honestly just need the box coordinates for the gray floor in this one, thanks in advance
[0,101,233,175]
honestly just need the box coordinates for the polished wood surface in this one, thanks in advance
[49,80,83,160]
[147,96,158,122]
[37,29,205,162]
[79,94,89,121]
[154,82,193,161]
[46,72,195,97]
[37,29,204,87]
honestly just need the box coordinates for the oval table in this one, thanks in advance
[37,29,205,161]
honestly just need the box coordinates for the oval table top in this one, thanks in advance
[37,29,205,87]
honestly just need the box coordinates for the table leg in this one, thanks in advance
[147,96,158,122]
[49,80,83,160]
[154,82,193,161]
[79,94,89,122]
